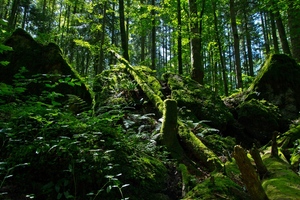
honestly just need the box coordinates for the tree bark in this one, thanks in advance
[287,0,300,62]
[8,0,20,30]
[212,0,228,96]
[177,0,183,74]
[189,0,205,84]
[229,0,243,89]
[269,11,279,54]
[271,0,291,55]
[243,4,254,76]
[260,11,270,55]
[234,145,269,200]
[119,0,129,61]
[151,0,156,70]
[250,145,269,179]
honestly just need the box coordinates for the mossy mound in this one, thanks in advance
[183,173,248,200]
[262,153,300,200]
[237,99,282,145]
[163,73,233,131]
[248,54,300,120]
[0,28,92,108]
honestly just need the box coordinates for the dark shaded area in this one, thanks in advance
[0,28,92,107]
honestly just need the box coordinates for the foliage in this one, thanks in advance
[0,76,170,200]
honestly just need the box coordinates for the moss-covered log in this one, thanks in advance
[261,149,300,199]
[161,99,184,159]
[111,51,222,172]
[233,145,269,200]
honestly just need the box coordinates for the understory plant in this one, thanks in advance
[0,74,170,200]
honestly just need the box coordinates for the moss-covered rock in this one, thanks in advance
[183,173,248,200]
[237,99,282,144]
[248,54,300,120]
[0,28,92,108]
[163,73,233,131]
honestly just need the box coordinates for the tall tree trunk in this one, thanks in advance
[151,0,156,70]
[119,0,129,61]
[8,0,20,30]
[274,11,291,55]
[287,1,300,62]
[140,0,146,63]
[260,11,270,54]
[243,4,254,77]
[98,2,107,74]
[271,0,291,55]
[230,0,243,89]
[189,0,205,84]
[212,0,228,95]
[270,11,279,54]
[110,2,116,65]
[177,0,183,74]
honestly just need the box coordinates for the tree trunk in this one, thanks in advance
[98,2,107,74]
[275,11,291,55]
[287,0,300,62]
[243,5,254,76]
[212,0,228,96]
[151,0,156,70]
[8,0,20,30]
[271,0,291,55]
[189,0,204,84]
[177,0,183,74]
[229,0,243,89]
[260,11,270,54]
[269,11,279,54]
[119,0,129,61]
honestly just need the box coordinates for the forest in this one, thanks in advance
[1,0,300,199]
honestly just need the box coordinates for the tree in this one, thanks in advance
[189,0,205,84]
[212,0,228,95]
[287,0,300,62]
[229,0,243,89]
[119,0,129,61]
[271,0,291,55]
[151,0,156,70]
[177,0,183,74]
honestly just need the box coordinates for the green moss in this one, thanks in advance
[183,173,245,200]
[225,159,241,176]
[202,135,236,156]
[177,121,223,171]
[262,154,300,199]
[163,73,233,130]
[278,123,300,149]
[247,54,300,120]
[237,99,281,143]
[250,54,300,92]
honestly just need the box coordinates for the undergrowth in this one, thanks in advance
[0,70,171,200]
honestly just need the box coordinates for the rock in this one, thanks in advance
[248,54,300,120]
[0,28,92,109]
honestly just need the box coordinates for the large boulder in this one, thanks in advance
[0,29,92,109]
[248,54,300,120]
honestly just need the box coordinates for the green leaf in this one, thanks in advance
[106,185,112,193]
[57,193,62,200]
[0,61,9,66]
[0,44,13,53]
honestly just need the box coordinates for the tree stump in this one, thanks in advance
[161,99,184,158]
[233,145,269,200]
[250,144,269,179]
